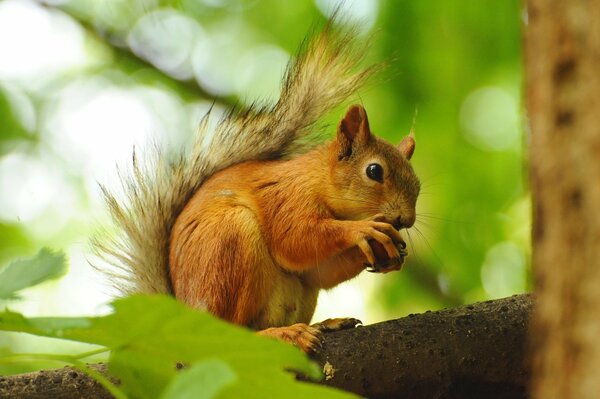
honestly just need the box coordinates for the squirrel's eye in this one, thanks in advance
[366,163,384,183]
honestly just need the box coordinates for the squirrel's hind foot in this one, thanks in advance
[258,323,322,353]
[311,317,362,332]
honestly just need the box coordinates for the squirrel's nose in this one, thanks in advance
[392,213,416,230]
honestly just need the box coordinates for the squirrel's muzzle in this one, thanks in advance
[392,213,415,230]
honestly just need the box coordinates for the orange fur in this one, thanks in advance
[93,19,404,353]
[169,105,420,349]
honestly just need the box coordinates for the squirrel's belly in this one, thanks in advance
[252,272,319,329]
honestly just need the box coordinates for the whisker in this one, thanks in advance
[415,219,434,229]
[418,171,449,187]
[417,213,466,224]
[416,190,436,197]
[419,180,442,190]
[411,225,445,268]
[405,229,421,264]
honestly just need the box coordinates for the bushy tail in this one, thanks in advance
[92,17,377,295]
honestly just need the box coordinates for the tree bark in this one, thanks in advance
[0,294,532,399]
[526,0,600,398]
[314,294,531,398]
[0,364,113,399]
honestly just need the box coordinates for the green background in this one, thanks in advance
[0,0,528,321]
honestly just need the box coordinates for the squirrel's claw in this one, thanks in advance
[312,317,362,333]
[365,242,408,273]
[365,263,378,273]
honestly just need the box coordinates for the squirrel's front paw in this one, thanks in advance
[366,239,408,273]
[257,323,322,353]
[352,214,404,267]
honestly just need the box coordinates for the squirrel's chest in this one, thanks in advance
[252,272,319,329]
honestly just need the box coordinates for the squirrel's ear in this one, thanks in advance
[337,104,372,159]
[398,132,415,160]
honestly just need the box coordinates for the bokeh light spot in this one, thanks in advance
[460,86,519,151]
[481,241,526,298]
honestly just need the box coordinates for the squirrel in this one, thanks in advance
[93,17,420,353]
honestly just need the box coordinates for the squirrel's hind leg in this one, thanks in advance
[170,197,272,325]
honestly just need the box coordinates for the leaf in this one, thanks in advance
[0,248,68,299]
[0,309,91,336]
[160,359,237,399]
[0,295,357,398]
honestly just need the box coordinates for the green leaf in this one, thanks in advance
[0,295,357,398]
[0,309,91,336]
[161,359,237,399]
[0,248,68,299]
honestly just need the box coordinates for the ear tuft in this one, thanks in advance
[337,104,371,159]
[398,132,415,160]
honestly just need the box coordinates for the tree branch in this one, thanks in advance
[0,294,532,399]
[0,364,113,399]
[314,293,531,398]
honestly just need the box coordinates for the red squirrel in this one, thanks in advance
[94,18,420,353]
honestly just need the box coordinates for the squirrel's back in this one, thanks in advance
[92,15,377,295]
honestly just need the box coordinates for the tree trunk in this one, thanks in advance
[526,0,600,398]
[0,295,532,399]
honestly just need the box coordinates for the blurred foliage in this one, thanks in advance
[0,0,528,320]
[0,248,67,299]
[0,295,356,398]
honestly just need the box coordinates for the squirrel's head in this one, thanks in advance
[326,104,420,229]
